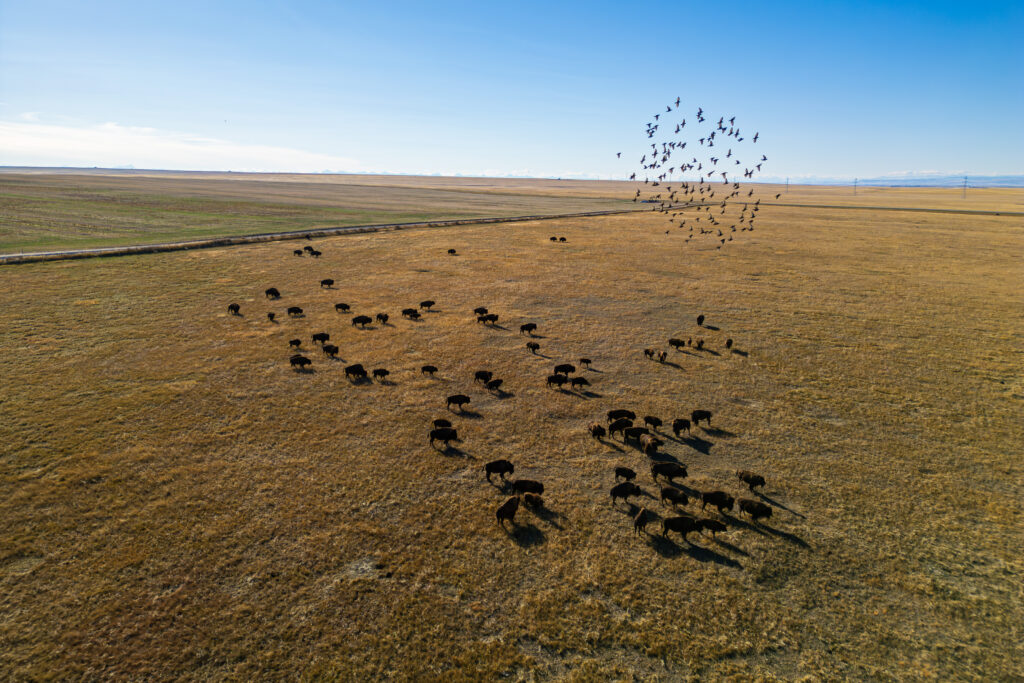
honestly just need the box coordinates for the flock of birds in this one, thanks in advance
[223,235,786,552]
[618,100,780,249]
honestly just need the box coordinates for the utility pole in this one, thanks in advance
[962,176,967,199]
[786,177,789,193]
[854,178,858,196]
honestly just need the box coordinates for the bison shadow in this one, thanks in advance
[731,349,749,357]
[645,535,743,568]
[759,523,810,548]
[756,491,807,519]
[506,523,546,547]
[529,352,552,359]
[491,390,515,399]
[680,435,713,454]
[292,367,314,375]
[451,408,483,419]
[646,451,684,465]
[659,360,685,370]
[579,390,602,399]
[703,325,721,331]
[712,538,750,557]
[375,379,396,386]
[585,367,604,373]
[529,505,564,530]
[484,323,509,331]
[597,439,624,453]
[702,426,735,438]
[346,376,372,385]
[696,348,721,356]
[353,324,377,331]
[437,445,470,458]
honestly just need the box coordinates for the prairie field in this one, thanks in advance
[1,183,1022,680]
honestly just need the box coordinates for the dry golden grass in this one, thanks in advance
[1,189,1022,679]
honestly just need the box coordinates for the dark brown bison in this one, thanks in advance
[608,418,633,438]
[739,498,772,522]
[320,279,334,288]
[267,312,276,322]
[265,287,280,299]
[419,300,435,310]
[293,249,303,256]
[661,487,688,507]
[473,307,488,316]
[448,248,457,255]
[312,332,330,344]
[526,342,540,353]
[474,370,493,384]
[519,323,537,335]
[691,409,712,426]
[643,416,662,430]
[227,303,240,315]
[615,466,636,481]
[588,422,607,439]
[725,338,733,350]
[546,374,568,389]
[662,515,699,541]
[697,518,727,537]
[352,315,372,328]
[485,379,503,392]
[372,368,389,381]
[433,418,452,429]
[288,338,301,348]
[668,338,685,350]
[651,462,687,484]
[696,314,705,326]
[421,365,438,376]
[322,344,339,357]
[335,303,351,313]
[402,308,417,318]
[695,339,704,351]
[607,409,636,423]
[303,245,315,253]
[287,306,303,317]
[485,459,514,482]
[570,377,590,390]
[483,313,498,324]
[523,493,543,509]
[640,434,663,456]
[611,482,642,504]
[549,236,557,241]
[512,479,544,496]
[672,418,691,436]
[554,363,575,376]
[623,426,650,441]
[634,507,651,534]
[643,348,657,359]
[736,470,766,491]
[579,358,592,368]
[344,364,367,380]
[496,496,519,526]
[289,354,311,370]
[406,310,422,321]
[446,394,471,411]
[700,490,735,513]
[309,249,321,257]
[429,427,458,448]
[376,313,389,324]
[657,350,667,363]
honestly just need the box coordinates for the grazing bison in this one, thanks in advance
[557,236,565,242]
[352,315,372,328]
[634,507,651,534]
[309,249,321,258]
[433,418,452,429]
[570,377,590,390]
[312,332,330,345]
[607,409,636,423]
[288,338,302,348]
[672,418,691,436]
[695,339,704,351]
[579,358,592,368]
[696,314,705,326]
[402,308,418,318]
[420,300,435,310]
[526,342,540,353]
[691,409,713,426]
[512,479,544,496]
[265,287,280,299]
[608,418,633,438]
[447,248,457,255]
[496,496,519,526]
[643,416,663,430]
[446,394,471,411]
[322,344,339,358]
[615,466,636,481]
[344,364,367,381]
[473,307,488,316]
[289,354,311,370]
[485,379,503,392]
[725,338,733,350]
[549,236,557,241]
[736,470,766,491]
[227,303,240,315]
[589,423,607,439]
[640,434,663,456]
[429,427,458,448]
[611,482,642,505]
[553,363,575,376]
[643,348,657,359]
[700,490,735,513]
[372,368,389,381]
[293,249,303,256]
[739,498,772,522]
[662,515,699,541]
[320,279,334,288]
[483,313,499,324]
[519,323,537,335]
[485,459,514,482]
[421,365,438,376]
[523,492,544,509]
[657,350,667,363]
[303,245,315,253]
[474,370,493,384]
[697,518,727,537]
[335,303,351,313]
[668,338,686,350]
[651,462,687,484]
[267,312,276,322]
[287,306,303,317]
[406,310,422,321]
[376,313,389,324]
[661,487,689,507]
[546,374,568,389]
[623,426,650,441]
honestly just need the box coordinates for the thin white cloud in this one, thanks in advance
[0,120,362,173]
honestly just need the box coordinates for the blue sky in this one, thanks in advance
[1,0,1021,179]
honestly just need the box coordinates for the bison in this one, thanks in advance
[651,462,687,484]
[320,279,334,288]
[421,365,438,376]
[608,418,633,438]
[429,427,458,448]
[267,312,276,322]
[288,338,302,348]
[352,315,372,328]
[526,342,540,353]
[634,507,651,534]
[546,374,568,389]
[322,344,339,358]
[309,249,321,257]
[643,416,663,430]
[433,418,452,429]
[607,409,636,423]
[376,312,389,324]
[623,426,650,441]
[643,348,657,359]
[265,287,280,299]
[549,236,557,241]
[335,303,351,313]
[736,470,766,491]
[446,394,471,411]
[725,338,733,350]
[615,466,636,481]
[402,308,417,318]
[611,482,642,505]
[289,354,311,370]
[558,237,566,242]
[579,358,592,368]
[668,338,686,350]
[474,370,493,384]
[696,314,705,326]
[691,409,712,426]
[697,518,727,537]
[372,368,389,381]
[570,377,590,391]
[496,496,519,526]
[419,300,435,310]
[640,434,663,456]
[739,498,772,522]
[661,487,688,507]
[662,515,699,541]
[344,364,367,381]
[447,248,457,255]
[406,310,422,321]
[672,418,691,436]
[227,303,240,315]
[511,479,544,496]
[485,459,514,482]
[657,350,667,363]
[589,423,607,439]
[287,306,303,317]
[519,323,537,335]
[312,332,330,344]
[473,307,488,316]
[695,339,704,351]
[485,379,503,392]
[293,249,303,256]
[553,363,575,376]
[700,490,735,513]
[523,493,544,509]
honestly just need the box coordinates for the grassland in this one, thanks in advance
[1,186,1022,680]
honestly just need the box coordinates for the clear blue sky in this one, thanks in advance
[1,0,1021,179]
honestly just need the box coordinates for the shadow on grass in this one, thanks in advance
[506,523,546,547]
[528,504,564,530]
[756,491,807,519]
[598,439,624,453]
[437,445,470,459]
[451,408,483,419]
[292,367,314,375]
[731,349,749,357]
[704,325,720,331]
[680,435,713,454]
[702,427,735,438]
[659,360,685,370]
[712,537,749,557]
[646,534,743,568]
